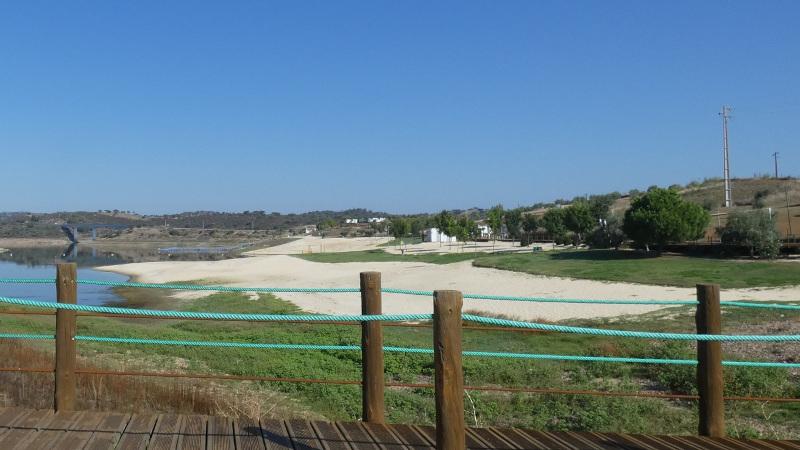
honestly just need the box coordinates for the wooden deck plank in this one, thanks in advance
[360,422,407,449]
[490,428,550,450]
[550,431,617,450]
[149,414,184,450]
[116,413,158,450]
[0,407,799,450]
[207,416,235,450]
[468,428,520,450]
[175,414,206,450]
[285,419,325,450]
[0,408,32,428]
[234,417,267,450]
[752,440,800,450]
[0,428,38,449]
[83,412,131,450]
[311,420,353,450]
[53,411,107,450]
[514,430,573,450]
[13,408,52,429]
[335,422,382,450]
[389,424,434,450]
[259,419,293,450]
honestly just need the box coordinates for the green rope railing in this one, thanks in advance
[2,277,800,309]
[0,296,431,322]
[2,295,800,341]
[2,333,799,369]
[461,314,800,342]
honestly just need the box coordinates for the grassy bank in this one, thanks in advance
[296,248,800,288]
[297,249,481,264]
[0,288,798,437]
[474,250,800,288]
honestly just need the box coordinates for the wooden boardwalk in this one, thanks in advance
[0,407,798,449]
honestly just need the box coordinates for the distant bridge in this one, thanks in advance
[60,223,132,243]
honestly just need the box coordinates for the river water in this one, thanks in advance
[0,243,236,306]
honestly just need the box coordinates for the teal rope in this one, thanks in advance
[2,294,800,341]
[3,278,800,309]
[461,314,800,342]
[2,334,795,368]
[0,296,430,322]
[58,337,800,367]
[0,333,54,340]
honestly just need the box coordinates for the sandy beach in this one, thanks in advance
[97,237,800,322]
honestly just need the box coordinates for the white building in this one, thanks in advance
[423,227,457,243]
[477,224,492,239]
[345,218,358,224]
[367,217,386,223]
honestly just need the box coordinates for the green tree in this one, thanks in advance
[623,188,710,251]
[504,209,523,244]
[435,210,452,246]
[390,217,410,248]
[521,214,539,246]
[564,201,595,245]
[455,216,476,252]
[586,214,626,249]
[486,204,504,251]
[718,210,781,258]
[542,208,567,243]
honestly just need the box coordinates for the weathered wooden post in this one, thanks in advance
[696,284,724,437]
[361,271,385,423]
[433,290,465,450]
[55,263,78,411]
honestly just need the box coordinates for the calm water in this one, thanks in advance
[0,244,237,306]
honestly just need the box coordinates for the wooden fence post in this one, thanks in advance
[433,290,465,450]
[55,263,78,412]
[361,272,385,423]
[696,283,724,437]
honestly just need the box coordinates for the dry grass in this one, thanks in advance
[0,341,317,420]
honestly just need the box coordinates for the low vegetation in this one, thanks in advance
[0,290,797,438]
[474,250,800,288]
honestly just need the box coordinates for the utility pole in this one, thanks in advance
[773,152,780,178]
[720,106,733,208]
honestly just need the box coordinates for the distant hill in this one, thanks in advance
[3,177,798,240]
[0,208,390,239]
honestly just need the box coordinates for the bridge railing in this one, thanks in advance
[2,264,800,448]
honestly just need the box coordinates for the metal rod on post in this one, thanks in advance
[360,271,385,423]
[696,284,724,437]
[433,290,465,450]
[55,263,78,412]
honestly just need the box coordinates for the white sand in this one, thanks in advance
[247,237,388,255]
[98,239,800,321]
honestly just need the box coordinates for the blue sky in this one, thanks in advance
[1,1,798,214]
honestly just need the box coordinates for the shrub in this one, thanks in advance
[718,210,781,258]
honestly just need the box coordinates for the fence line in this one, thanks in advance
[2,266,800,442]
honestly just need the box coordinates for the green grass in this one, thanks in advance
[474,249,800,288]
[1,289,798,437]
[296,249,482,264]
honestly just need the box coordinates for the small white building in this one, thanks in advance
[367,217,386,223]
[345,218,359,224]
[423,228,457,243]
[477,224,492,239]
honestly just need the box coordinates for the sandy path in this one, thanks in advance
[246,237,388,255]
[97,254,800,322]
